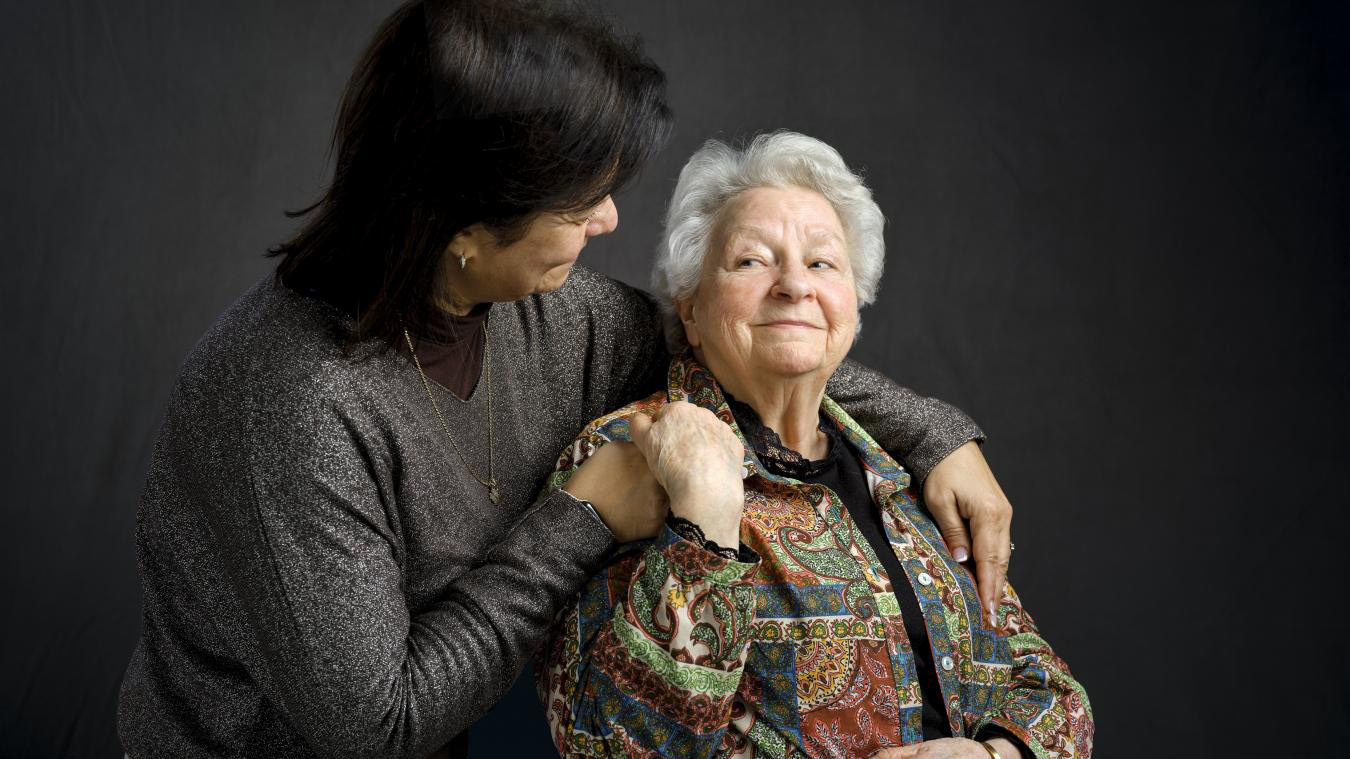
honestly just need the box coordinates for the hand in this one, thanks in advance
[923,441,1013,625]
[629,401,745,548]
[870,737,1001,758]
[563,440,668,542]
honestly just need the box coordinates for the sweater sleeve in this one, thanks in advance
[825,358,986,482]
[972,584,1095,758]
[198,381,615,759]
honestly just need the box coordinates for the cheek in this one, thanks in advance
[528,229,584,268]
[823,288,859,336]
[710,289,758,336]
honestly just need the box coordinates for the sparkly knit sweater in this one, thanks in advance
[116,267,984,759]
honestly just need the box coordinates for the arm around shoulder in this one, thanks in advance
[826,357,985,481]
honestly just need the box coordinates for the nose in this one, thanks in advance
[585,195,618,237]
[770,259,813,302]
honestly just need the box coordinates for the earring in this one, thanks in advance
[459,255,467,270]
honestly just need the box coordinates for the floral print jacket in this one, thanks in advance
[537,355,1093,758]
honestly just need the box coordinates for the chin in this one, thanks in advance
[534,264,575,294]
[755,344,828,377]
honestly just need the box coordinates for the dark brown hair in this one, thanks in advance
[270,0,672,346]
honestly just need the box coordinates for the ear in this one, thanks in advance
[447,224,494,264]
[675,297,702,349]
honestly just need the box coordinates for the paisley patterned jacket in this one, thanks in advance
[537,354,1093,758]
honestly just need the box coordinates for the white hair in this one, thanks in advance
[651,130,887,350]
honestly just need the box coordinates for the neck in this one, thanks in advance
[435,252,484,316]
[434,289,478,317]
[699,350,830,459]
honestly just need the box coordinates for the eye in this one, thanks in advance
[809,258,837,270]
[735,256,765,268]
[561,206,599,225]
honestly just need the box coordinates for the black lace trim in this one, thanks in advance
[668,515,757,563]
[724,394,844,480]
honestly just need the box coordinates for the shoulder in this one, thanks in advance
[821,395,913,487]
[170,276,399,445]
[558,265,654,305]
[531,265,660,325]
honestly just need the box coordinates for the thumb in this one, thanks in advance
[924,486,972,564]
[628,412,654,458]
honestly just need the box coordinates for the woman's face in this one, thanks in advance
[679,186,858,390]
[445,195,618,309]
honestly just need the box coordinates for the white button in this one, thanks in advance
[941,656,955,671]
[917,572,933,586]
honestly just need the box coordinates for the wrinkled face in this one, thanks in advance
[448,195,618,306]
[678,186,858,388]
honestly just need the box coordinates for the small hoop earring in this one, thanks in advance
[459,255,467,270]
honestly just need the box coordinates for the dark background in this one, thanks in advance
[2,1,1346,756]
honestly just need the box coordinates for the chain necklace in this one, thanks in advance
[402,323,499,505]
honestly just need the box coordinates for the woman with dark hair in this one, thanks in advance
[117,2,1016,758]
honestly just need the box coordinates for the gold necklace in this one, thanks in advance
[402,323,499,505]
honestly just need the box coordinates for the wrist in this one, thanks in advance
[979,737,1019,759]
[666,515,755,563]
[668,503,740,548]
[669,482,743,536]
[556,489,613,536]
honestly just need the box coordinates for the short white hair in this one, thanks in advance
[651,130,886,349]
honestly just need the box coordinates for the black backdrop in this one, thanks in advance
[2,1,1347,757]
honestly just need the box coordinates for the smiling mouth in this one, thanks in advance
[757,321,822,329]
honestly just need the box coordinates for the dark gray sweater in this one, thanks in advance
[117,268,982,759]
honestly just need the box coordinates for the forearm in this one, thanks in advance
[410,490,617,718]
[826,357,984,481]
[975,588,1094,759]
[211,474,612,758]
[542,525,758,757]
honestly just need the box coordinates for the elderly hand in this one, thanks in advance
[563,440,668,542]
[923,441,1014,625]
[629,401,746,548]
[870,737,1011,759]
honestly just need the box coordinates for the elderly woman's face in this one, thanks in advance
[679,186,858,383]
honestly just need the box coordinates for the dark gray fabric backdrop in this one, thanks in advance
[2,1,1346,756]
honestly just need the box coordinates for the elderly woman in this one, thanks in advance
[539,133,1093,759]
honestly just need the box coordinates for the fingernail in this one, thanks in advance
[953,546,969,563]
[988,602,997,620]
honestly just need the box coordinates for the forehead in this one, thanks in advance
[719,186,843,243]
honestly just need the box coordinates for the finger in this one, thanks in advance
[924,486,971,564]
[868,747,920,759]
[970,500,1012,624]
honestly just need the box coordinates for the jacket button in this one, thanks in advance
[941,655,955,671]
[917,572,933,586]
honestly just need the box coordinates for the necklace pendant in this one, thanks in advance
[488,481,500,505]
